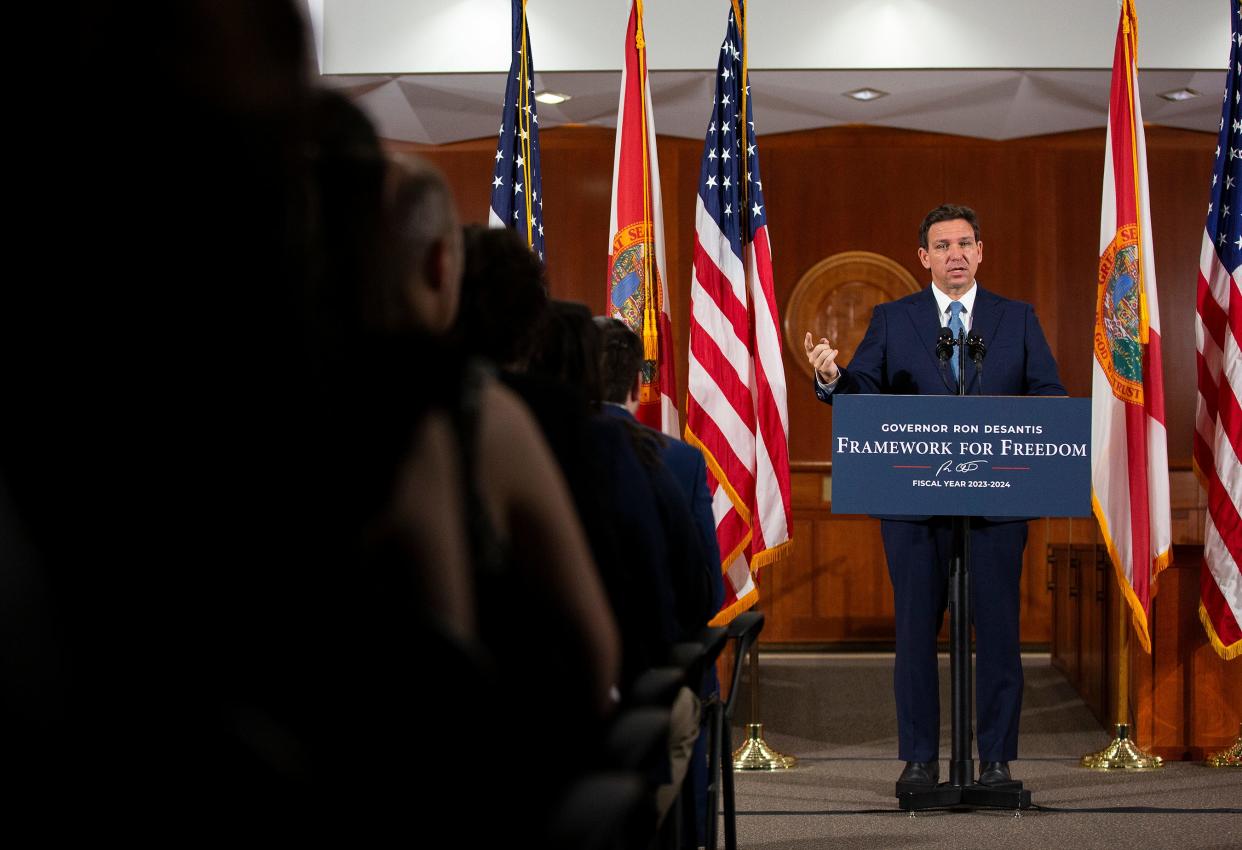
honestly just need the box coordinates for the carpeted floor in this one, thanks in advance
[724,654,1242,849]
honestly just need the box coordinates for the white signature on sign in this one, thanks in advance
[935,458,991,477]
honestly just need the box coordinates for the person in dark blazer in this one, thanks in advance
[803,204,1065,793]
[596,315,724,843]
[595,317,724,614]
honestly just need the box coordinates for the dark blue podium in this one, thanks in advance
[832,394,1092,811]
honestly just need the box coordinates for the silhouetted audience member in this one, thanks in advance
[527,302,716,825]
[383,160,622,836]
[456,223,551,370]
[456,246,663,689]
[597,316,726,844]
[534,300,725,825]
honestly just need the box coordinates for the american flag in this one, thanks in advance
[1193,0,1242,661]
[685,6,792,625]
[489,0,545,260]
[607,0,677,435]
[1091,0,1171,654]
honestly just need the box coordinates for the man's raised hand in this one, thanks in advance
[803,332,840,384]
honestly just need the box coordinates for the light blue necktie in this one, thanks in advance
[947,301,965,382]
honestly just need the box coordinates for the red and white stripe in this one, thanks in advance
[686,198,792,625]
[1194,232,1242,658]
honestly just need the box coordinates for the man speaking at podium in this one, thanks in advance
[803,204,1064,793]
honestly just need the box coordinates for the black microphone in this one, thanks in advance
[936,327,954,362]
[966,330,986,365]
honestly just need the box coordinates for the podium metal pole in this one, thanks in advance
[898,328,1031,811]
[948,516,974,788]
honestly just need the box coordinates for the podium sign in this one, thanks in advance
[831,395,1091,517]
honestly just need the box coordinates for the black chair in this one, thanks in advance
[661,627,729,850]
[704,611,764,850]
[628,666,687,709]
[670,626,729,696]
[603,707,674,784]
[547,771,648,850]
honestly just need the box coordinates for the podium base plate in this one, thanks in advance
[897,782,1032,812]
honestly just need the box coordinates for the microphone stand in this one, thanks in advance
[899,328,1032,813]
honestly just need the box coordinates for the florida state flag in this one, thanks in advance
[1091,0,1172,653]
[606,0,678,436]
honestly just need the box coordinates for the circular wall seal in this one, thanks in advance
[783,251,921,382]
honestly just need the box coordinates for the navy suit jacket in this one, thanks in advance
[602,405,725,614]
[815,285,1065,520]
[816,285,1064,401]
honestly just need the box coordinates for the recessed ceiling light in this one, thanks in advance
[1159,88,1200,102]
[535,91,571,105]
[844,87,889,102]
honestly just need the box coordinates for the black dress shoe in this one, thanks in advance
[977,761,1013,786]
[895,760,939,794]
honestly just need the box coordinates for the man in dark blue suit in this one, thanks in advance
[595,317,725,614]
[596,316,724,843]
[804,204,1064,793]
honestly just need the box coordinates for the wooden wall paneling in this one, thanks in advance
[1146,131,1217,468]
[762,515,816,643]
[1051,544,1081,686]
[524,126,616,310]
[1126,580,1158,748]
[809,514,891,643]
[1021,517,1053,645]
[763,510,890,645]
[1170,468,1205,545]
[1069,545,1242,759]
[1106,570,1124,735]
[656,137,685,418]
[1078,544,1109,723]
[1068,517,1101,544]
[1189,619,1242,752]
[763,469,824,642]
[765,467,824,641]
[1148,549,1191,757]
[1144,547,1242,759]
[942,140,1033,328]
[1048,140,1104,401]
[1030,149,1063,356]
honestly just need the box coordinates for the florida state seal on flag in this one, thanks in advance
[1095,224,1146,407]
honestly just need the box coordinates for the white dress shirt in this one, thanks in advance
[815,281,979,393]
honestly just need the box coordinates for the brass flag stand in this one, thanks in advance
[1206,724,1242,768]
[1081,601,1163,770]
[732,637,796,770]
[725,603,794,770]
